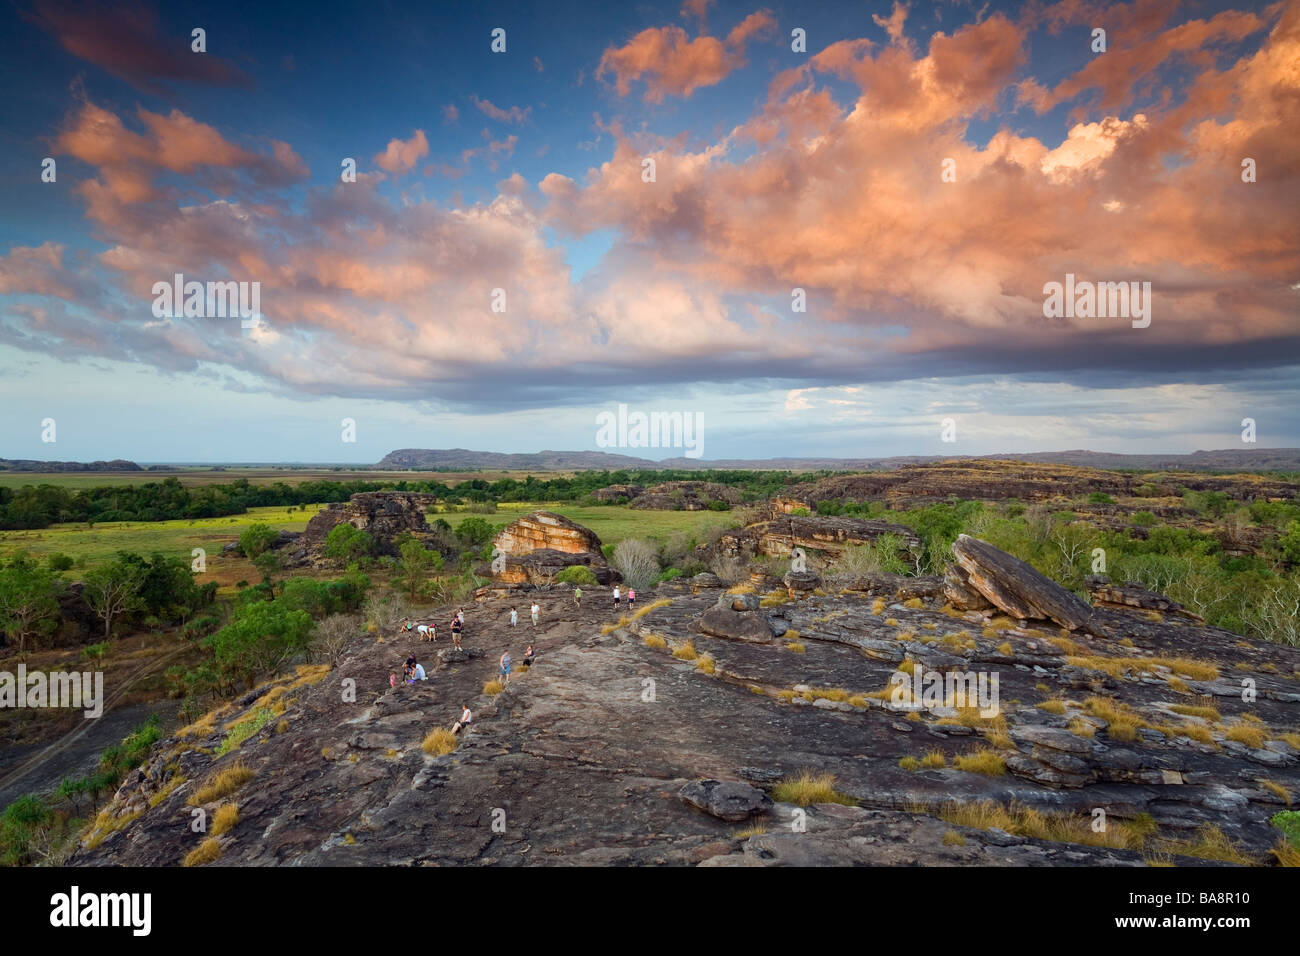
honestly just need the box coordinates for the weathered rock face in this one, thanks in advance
[592,484,645,504]
[679,779,773,821]
[285,492,438,565]
[951,534,1095,631]
[943,564,993,611]
[698,592,777,642]
[721,515,920,567]
[1085,576,1203,622]
[493,511,603,558]
[497,549,618,587]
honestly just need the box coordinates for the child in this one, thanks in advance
[510,607,518,627]
[627,588,636,609]
[389,672,397,689]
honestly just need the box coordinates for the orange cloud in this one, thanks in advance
[374,129,430,174]
[597,9,776,102]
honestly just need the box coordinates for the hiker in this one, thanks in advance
[417,622,434,641]
[500,650,512,685]
[612,584,621,608]
[452,704,472,734]
[451,615,463,648]
[510,607,518,627]
[522,644,535,667]
[530,602,540,626]
[574,585,583,608]
[402,618,416,637]
[627,588,636,610]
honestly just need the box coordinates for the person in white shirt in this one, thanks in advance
[453,704,472,734]
[613,585,621,608]
[530,602,540,626]
[413,662,426,681]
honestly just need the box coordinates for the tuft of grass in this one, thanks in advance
[1084,696,1150,741]
[1260,780,1291,805]
[275,720,289,734]
[1170,703,1220,721]
[733,823,767,839]
[939,801,1153,851]
[942,830,966,847]
[953,747,1006,776]
[899,756,920,771]
[211,803,239,836]
[188,762,255,806]
[422,727,458,757]
[1278,732,1300,750]
[1036,699,1067,715]
[996,641,1012,655]
[671,641,698,661]
[871,598,886,615]
[1167,676,1190,694]
[631,598,672,619]
[696,654,717,676]
[1154,825,1256,865]
[1067,655,1219,682]
[1067,717,1095,738]
[183,837,222,867]
[770,770,856,807]
[1225,722,1266,749]
[483,679,504,696]
[216,706,275,756]
[643,635,667,649]
[903,597,923,609]
[147,775,186,808]
[919,750,946,769]
[786,641,805,653]
[884,617,899,627]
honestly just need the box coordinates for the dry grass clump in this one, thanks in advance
[952,747,1006,776]
[696,654,717,676]
[996,641,1012,655]
[899,756,920,771]
[733,823,767,839]
[183,837,222,867]
[786,642,806,653]
[421,727,458,756]
[1083,696,1150,741]
[1067,717,1096,738]
[643,635,667,649]
[671,641,698,661]
[483,679,504,695]
[1260,780,1291,805]
[1225,722,1266,749]
[884,618,899,627]
[871,597,886,615]
[147,775,186,808]
[211,803,239,836]
[1170,703,1220,721]
[1152,826,1256,866]
[903,597,923,609]
[631,599,672,620]
[938,801,1155,850]
[188,762,255,806]
[770,770,856,807]
[1067,655,1219,682]
[1036,699,1067,715]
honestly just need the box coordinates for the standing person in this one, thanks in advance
[451,614,463,648]
[573,586,582,608]
[613,584,621,609]
[452,704,472,734]
[499,649,512,685]
[509,607,518,627]
[627,588,636,610]
[456,608,465,628]
[530,601,540,626]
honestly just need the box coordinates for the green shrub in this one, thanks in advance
[555,565,598,586]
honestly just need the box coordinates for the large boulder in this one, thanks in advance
[497,549,618,587]
[679,779,773,822]
[284,492,437,566]
[950,534,1094,631]
[698,592,776,643]
[493,511,603,558]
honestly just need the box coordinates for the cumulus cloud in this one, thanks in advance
[374,129,430,174]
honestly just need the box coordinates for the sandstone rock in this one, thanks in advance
[493,510,604,558]
[951,535,1094,631]
[497,549,616,587]
[783,570,823,598]
[1084,576,1204,623]
[943,564,993,611]
[722,515,920,567]
[698,604,776,643]
[691,572,724,592]
[679,779,773,821]
[728,593,761,612]
[286,492,437,565]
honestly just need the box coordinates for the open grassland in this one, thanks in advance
[0,501,721,575]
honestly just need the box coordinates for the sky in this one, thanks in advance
[0,0,1296,464]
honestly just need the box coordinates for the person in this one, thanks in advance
[389,672,397,689]
[613,584,621,608]
[402,659,415,683]
[530,602,540,626]
[456,608,465,627]
[417,622,433,641]
[573,586,582,608]
[451,615,463,649]
[452,704,472,734]
[522,644,535,667]
[499,649,512,685]
[627,588,636,609]
[402,619,416,636]
[510,607,518,627]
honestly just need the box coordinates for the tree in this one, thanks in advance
[253,550,281,585]
[81,557,147,639]
[203,600,314,689]
[239,523,279,558]
[612,538,660,591]
[395,538,441,599]
[324,523,373,563]
[0,556,61,652]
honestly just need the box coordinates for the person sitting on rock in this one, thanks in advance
[402,659,415,683]
[412,660,427,681]
[522,644,535,668]
[452,704,472,734]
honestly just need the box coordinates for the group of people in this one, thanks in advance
[402,609,466,648]
[507,602,542,627]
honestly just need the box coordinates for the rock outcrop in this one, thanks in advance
[284,492,438,566]
[720,515,920,568]
[951,534,1095,631]
[1085,576,1204,622]
[493,511,603,558]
